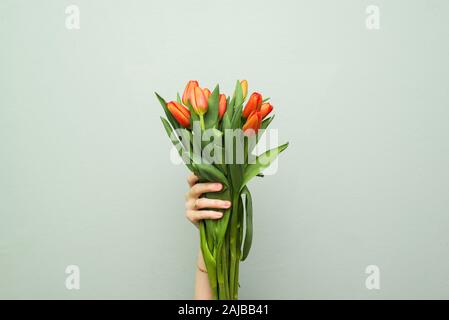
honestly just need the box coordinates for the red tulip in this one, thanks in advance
[190,86,208,115]
[182,80,199,105]
[243,111,262,136]
[242,92,262,118]
[259,103,273,119]
[218,94,227,119]
[167,101,191,128]
[203,88,211,101]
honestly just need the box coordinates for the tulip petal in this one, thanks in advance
[182,80,198,105]
[240,80,248,100]
[167,101,191,128]
[242,111,262,135]
[259,103,273,119]
[155,92,180,130]
[242,92,262,118]
[192,86,208,115]
[203,88,211,101]
[218,94,227,119]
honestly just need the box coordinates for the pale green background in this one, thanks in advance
[1,0,448,299]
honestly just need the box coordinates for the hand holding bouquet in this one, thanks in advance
[155,80,288,300]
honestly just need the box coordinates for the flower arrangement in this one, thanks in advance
[155,80,288,299]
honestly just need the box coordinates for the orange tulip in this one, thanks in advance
[218,94,227,119]
[167,101,191,128]
[243,111,262,136]
[241,80,248,100]
[190,86,208,116]
[182,80,199,105]
[203,88,211,101]
[242,92,262,118]
[259,102,273,119]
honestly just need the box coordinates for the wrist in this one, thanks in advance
[197,249,207,270]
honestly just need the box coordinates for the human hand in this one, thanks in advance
[185,174,231,227]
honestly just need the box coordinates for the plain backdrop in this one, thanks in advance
[1,0,448,299]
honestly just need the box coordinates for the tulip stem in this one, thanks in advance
[229,192,240,299]
[199,114,205,130]
[199,221,217,299]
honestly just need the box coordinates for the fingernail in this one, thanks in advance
[215,212,223,218]
[223,201,231,208]
[214,183,222,190]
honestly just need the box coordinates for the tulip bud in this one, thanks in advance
[240,80,248,100]
[167,101,191,128]
[203,88,211,101]
[182,80,199,105]
[260,102,273,119]
[190,86,208,115]
[242,92,262,118]
[218,94,227,119]
[243,111,262,136]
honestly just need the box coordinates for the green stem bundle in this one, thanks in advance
[200,189,244,300]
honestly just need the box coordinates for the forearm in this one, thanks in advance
[185,175,228,300]
[194,249,213,300]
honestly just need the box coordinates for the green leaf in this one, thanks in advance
[262,97,270,103]
[222,113,230,130]
[229,164,243,192]
[176,92,182,104]
[241,186,253,261]
[178,128,193,156]
[203,188,232,245]
[261,115,275,130]
[226,95,235,120]
[195,163,229,187]
[204,218,215,253]
[238,193,244,255]
[155,92,180,130]
[160,117,194,171]
[225,131,245,190]
[234,80,244,109]
[231,103,243,129]
[229,81,244,128]
[187,103,199,127]
[241,142,289,190]
[204,84,220,129]
[221,95,234,131]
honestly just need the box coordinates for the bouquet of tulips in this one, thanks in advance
[155,80,288,300]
